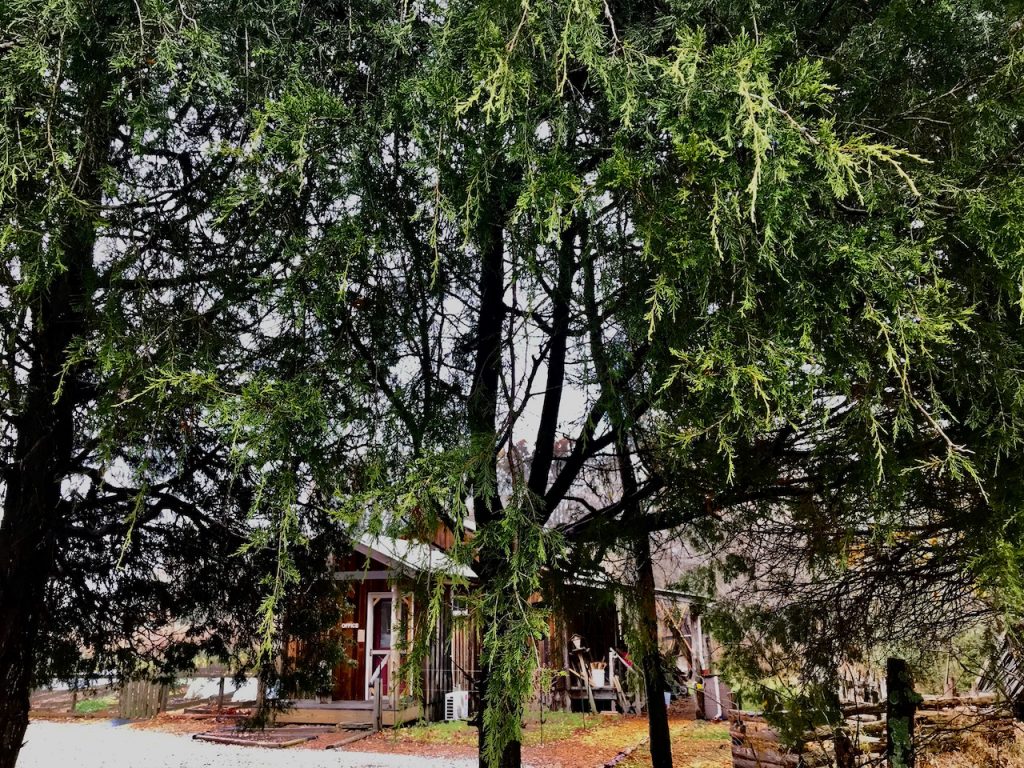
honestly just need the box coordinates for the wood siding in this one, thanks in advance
[421,585,479,721]
[331,552,391,702]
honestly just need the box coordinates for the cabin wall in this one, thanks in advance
[536,587,724,716]
[547,586,621,665]
[331,552,395,701]
[283,555,479,722]
[421,585,478,721]
[654,596,712,681]
[286,561,713,720]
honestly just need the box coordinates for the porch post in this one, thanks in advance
[694,614,706,720]
[391,584,400,712]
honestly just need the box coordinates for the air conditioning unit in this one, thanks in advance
[445,690,470,721]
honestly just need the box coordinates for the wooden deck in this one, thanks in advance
[272,698,421,727]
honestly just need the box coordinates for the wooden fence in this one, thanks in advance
[730,693,1015,768]
[729,713,799,768]
[118,680,169,719]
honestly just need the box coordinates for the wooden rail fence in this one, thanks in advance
[730,693,1015,768]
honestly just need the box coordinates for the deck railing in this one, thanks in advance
[368,655,389,731]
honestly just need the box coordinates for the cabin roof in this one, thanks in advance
[354,532,476,579]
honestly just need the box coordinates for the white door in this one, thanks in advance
[365,593,393,698]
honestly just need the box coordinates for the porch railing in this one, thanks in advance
[369,655,389,732]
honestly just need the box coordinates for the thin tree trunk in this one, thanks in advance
[634,532,673,768]
[526,218,578,499]
[613,433,672,768]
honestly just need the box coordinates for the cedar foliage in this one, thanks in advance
[2,3,1023,768]
[0,1,360,764]
[194,2,1023,765]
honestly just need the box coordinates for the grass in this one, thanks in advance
[618,721,732,768]
[74,696,117,715]
[386,711,606,747]
[382,712,1021,768]
[523,712,601,744]
[388,720,476,746]
[922,732,1024,768]
[677,724,731,740]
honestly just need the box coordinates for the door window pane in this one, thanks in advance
[373,598,392,650]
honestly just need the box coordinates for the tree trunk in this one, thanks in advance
[473,549,525,768]
[0,255,89,767]
[834,727,856,768]
[477,725,521,768]
[613,436,672,768]
[634,532,673,768]
[467,189,520,768]
[0,486,60,768]
[0,88,104,767]
[476,649,523,768]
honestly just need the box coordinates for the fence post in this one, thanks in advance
[887,657,919,768]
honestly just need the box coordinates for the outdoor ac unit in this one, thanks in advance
[445,690,470,721]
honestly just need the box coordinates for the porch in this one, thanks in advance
[545,584,723,717]
[273,698,421,727]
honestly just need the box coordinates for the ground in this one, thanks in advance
[30,684,121,717]
[336,712,730,768]
[919,731,1024,768]
[618,722,732,768]
[24,711,1022,767]
[18,721,477,768]
[23,711,732,768]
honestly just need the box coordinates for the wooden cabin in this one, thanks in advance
[276,533,725,726]
[276,532,477,727]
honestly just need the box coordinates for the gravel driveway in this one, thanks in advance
[19,721,478,768]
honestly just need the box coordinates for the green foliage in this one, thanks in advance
[639,5,1024,738]
[475,499,560,766]
[200,0,1023,761]
[6,2,1024,767]
[0,0,366,697]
